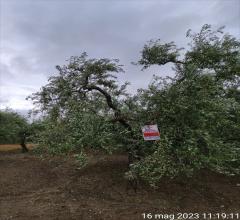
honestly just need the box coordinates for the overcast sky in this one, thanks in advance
[0,0,239,113]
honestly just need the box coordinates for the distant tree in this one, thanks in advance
[0,110,29,152]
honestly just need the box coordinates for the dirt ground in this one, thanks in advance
[0,145,239,220]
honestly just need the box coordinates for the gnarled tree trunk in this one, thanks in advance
[20,132,28,153]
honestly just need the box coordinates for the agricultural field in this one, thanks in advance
[0,146,239,220]
[0,14,240,220]
[0,144,35,152]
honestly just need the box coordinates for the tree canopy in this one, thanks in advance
[0,109,29,145]
[29,24,240,186]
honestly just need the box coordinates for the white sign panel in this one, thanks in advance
[142,124,160,141]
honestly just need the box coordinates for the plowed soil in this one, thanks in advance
[0,145,239,220]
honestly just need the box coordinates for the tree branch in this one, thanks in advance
[82,84,133,133]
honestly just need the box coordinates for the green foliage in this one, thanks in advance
[29,24,240,186]
[138,40,184,68]
[185,24,240,81]
[31,101,128,155]
[132,24,240,185]
[29,53,134,155]
[36,120,74,155]
[74,152,88,167]
[131,138,178,187]
[0,109,29,144]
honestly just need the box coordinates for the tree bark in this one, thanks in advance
[20,133,28,153]
[82,84,139,166]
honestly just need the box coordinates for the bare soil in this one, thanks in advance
[0,145,239,220]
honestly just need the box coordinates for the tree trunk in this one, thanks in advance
[20,133,28,153]
[82,84,140,166]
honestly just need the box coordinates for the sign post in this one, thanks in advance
[142,124,160,141]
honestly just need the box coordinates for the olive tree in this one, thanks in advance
[28,53,141,162]
[29,24,240,186]
[0,110,29,152]
[130,24,240,186]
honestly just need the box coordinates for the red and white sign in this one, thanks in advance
[142,124,160,141]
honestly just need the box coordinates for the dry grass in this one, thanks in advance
[0,144,35,152]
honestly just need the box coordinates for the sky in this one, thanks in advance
[0,0,239,114]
